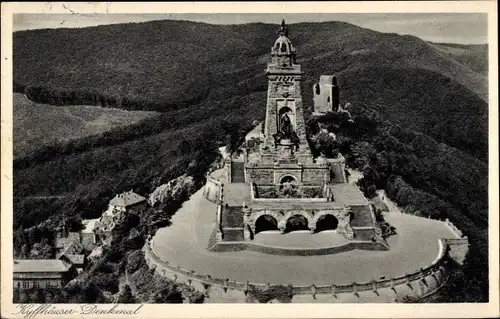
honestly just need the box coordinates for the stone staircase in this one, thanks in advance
[221,206,245,241]
[231,161,245,183]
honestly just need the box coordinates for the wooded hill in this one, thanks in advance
[14,20,488,161]
[13,20,488,302]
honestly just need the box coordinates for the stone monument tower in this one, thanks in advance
[261,19,313,165]
[208,20,383,250]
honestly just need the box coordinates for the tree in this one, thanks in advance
[151,282,183,303]
[20,291,32,303]
[126,250,145,274]
[117,285,136,303]
[19,244,30,259]
[33,288,46,303]
[13,288,21,303]
[81,281,108,303]
[182,287,205,303]
[30,242,53,259]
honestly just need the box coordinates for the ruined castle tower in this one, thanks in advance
[313,75,340,115]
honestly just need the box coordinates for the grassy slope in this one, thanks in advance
[13,93,159,157]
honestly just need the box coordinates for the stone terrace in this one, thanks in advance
[152,188,460,285]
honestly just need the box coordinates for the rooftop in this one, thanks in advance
[62,254,85,265]
[109,190,146,207]
[54,232,80,249]
[56,240,82,258]
[13,259,72,273]
[245,122,263,141]
[82,218,101,233]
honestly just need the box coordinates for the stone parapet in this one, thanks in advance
[144,235,453,302]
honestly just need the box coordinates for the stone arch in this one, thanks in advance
[315,214,339,232]
[280,42,288,52]
[312,208,351,236]
[284,210,313,222]
[279,174,298,184]
[277,100,296,131]
[285,214,309,232]
[278,105,293,116]
[254,214,279,234]
[250,210,284,235]
[284,210,313,232]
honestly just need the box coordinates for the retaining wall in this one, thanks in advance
[209,240,388,255]
[143,235,457,302]
[444,218,466,238]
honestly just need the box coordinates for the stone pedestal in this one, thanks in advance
[242,206,253,241]
[243,225,252,241]
[216,230,223,241]
[308,222,316,234]
[225,158,232,183]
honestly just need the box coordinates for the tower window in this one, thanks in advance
[327,96,330,103]
[315,84,320,95]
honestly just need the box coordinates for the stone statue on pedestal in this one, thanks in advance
[280,114,292,138]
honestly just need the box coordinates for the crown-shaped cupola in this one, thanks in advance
[270,20,297,67]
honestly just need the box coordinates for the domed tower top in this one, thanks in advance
[278,18,288,37]
[270,19,296,67]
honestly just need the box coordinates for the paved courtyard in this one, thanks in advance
[253,230,349,248]
[152,188,457,285]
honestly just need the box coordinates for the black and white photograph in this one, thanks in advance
[1,1,498,318]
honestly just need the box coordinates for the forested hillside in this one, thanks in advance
[308,109,488,302]
[12,20,489,302]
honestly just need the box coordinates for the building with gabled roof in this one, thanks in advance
[58,254,85,273]
[13,259,76,290]
[109,190,147,211]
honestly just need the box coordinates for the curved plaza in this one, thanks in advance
[151,187,458,286]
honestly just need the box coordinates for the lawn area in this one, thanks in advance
[13,93,159,158]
